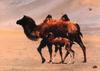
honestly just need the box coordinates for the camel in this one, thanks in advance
[47,32,75,63]
[16,15,87,63]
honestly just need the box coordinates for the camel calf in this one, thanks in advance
[47,33,75,63]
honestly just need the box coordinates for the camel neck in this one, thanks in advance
[22,25,37,40]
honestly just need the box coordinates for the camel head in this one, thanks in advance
[16,15,40,41]
[16,15,36,27]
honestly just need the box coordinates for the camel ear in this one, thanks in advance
[23,15,26,17]
[23,15,27,19]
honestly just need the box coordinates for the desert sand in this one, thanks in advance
[0,0,100,71]
[0,29,100,71]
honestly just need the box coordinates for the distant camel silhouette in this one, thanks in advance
[16,15,87,63]
[47,32,75,63]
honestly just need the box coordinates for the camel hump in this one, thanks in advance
[67,20,76,24]
[45,19,62,25]
[67,21,77,33]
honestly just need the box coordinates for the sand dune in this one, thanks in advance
[0,29,100,71]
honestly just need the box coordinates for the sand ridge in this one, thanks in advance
[0,29,100,71]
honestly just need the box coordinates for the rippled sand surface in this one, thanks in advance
[0,29,100,71]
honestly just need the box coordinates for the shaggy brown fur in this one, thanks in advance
[47,33,75,63]
[16,15,86,63]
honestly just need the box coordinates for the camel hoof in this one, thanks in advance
[54,54,56,57]
[82,60,87,63]
[61,61,64,64]
[48,60,52,63]
[42,58,46,63]
[71,61,75,64]
[59,60,64,64]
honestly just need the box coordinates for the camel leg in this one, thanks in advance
[75,36,87,63]
[69,43,75,59]
[58,47,64,63]
[54,47,59,57]
[78,41,87,63]
[70,49,75,59]
[47,44,53,63]
[63,51,69,62]
[37,39,46,63]
[64,48,74,64]
[69,49,75,64]
[63,43,73,62]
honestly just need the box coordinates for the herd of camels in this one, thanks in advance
[16,14,87,64]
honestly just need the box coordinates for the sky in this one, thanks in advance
[0,0,100,34]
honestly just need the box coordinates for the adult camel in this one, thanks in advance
[16,15,87,63]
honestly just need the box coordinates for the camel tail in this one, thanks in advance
[79,32,83,38]
[76,24,83,38]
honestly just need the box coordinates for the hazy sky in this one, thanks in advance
[0,0,100,33]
